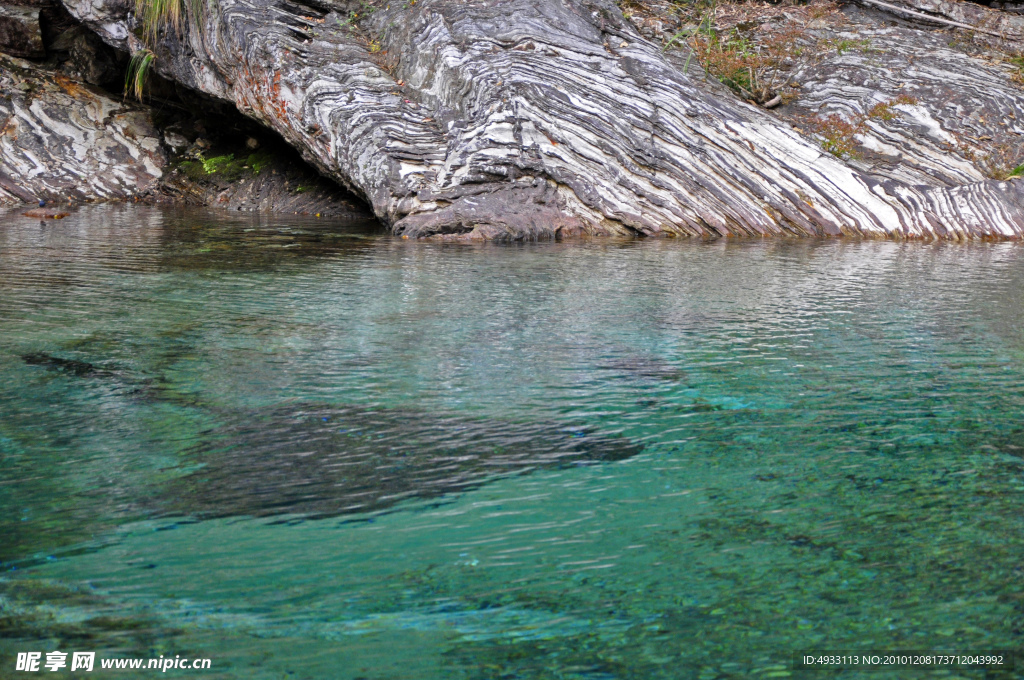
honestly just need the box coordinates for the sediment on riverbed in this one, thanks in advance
[2,0,1024,238]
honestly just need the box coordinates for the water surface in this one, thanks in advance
[1,206,1022,679]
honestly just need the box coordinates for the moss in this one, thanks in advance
[246,150,274,175]
[1009,55,1024,86]
[201,153,235,174]
[176,159,207,182]
[824,37,874,55]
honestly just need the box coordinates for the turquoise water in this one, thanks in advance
[1,205,1022,679]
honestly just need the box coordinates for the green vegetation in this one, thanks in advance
[688,21,806,104]
[824,37,873,55]
[125,49,155,101]
[1008,55,1024,86]
[201,154,237,175]
[176,150,276,182]
[641,0,810,104]
[125,0,208,99]
[335,0,382,30]
[134,0,208,41]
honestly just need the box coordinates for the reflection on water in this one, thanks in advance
[1,205,1023,679]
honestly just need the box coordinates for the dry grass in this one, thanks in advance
[807,113,861,157]
[621,0,843,104]
[688,22,807,103]
[800,95,918,158]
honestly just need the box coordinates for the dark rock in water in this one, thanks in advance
[0,5,44,58]
[22,208,70,218]
[163,405,643,519]
[22,352,105,377]
[597,356,687,382]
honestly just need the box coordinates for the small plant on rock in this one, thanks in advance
[804,96,917,159]
[686,11,810,104]
[125,49,155,101]
[809,113,860,158]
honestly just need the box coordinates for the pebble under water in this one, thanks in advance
[1,205,1022,679]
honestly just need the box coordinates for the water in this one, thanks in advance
[1,205,1022,679]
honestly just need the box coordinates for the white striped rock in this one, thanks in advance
[0,54,166,204]
[60,0,1024,239]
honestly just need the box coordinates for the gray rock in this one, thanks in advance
[0,5,43,58]
[163,131,189,150]
[48,0,1024,238]
[50,24,122,85]
[0,54,166,204]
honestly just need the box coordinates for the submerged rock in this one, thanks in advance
[163,404,643,519]
[21,208,70,218]
[21,352,108,376]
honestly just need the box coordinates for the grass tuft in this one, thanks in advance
[135,0,184,43]
[125,49,156,101]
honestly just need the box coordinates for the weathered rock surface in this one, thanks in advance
[48,22,125,85]
[0,5,43,57]
[59,0,1024,239]
[779,11,1024,186]
[629,1,1024,187]
[0,50,367,216]
[868,0,1024,44]
[0,53,166,204]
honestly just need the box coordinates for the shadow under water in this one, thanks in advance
[162,404,644,520]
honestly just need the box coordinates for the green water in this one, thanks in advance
[1,205,1022,679]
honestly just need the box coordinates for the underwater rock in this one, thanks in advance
[21,352,107,377]
[21,208,70,218]
[597,356,687,382]
[163,404,643,519]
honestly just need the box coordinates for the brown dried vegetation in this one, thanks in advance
[621,0,843,105]
[801,95,919,159]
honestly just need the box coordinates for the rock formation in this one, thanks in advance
[0,52,166,203]
[3,0,1024,238]
[51,0,1024,239]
